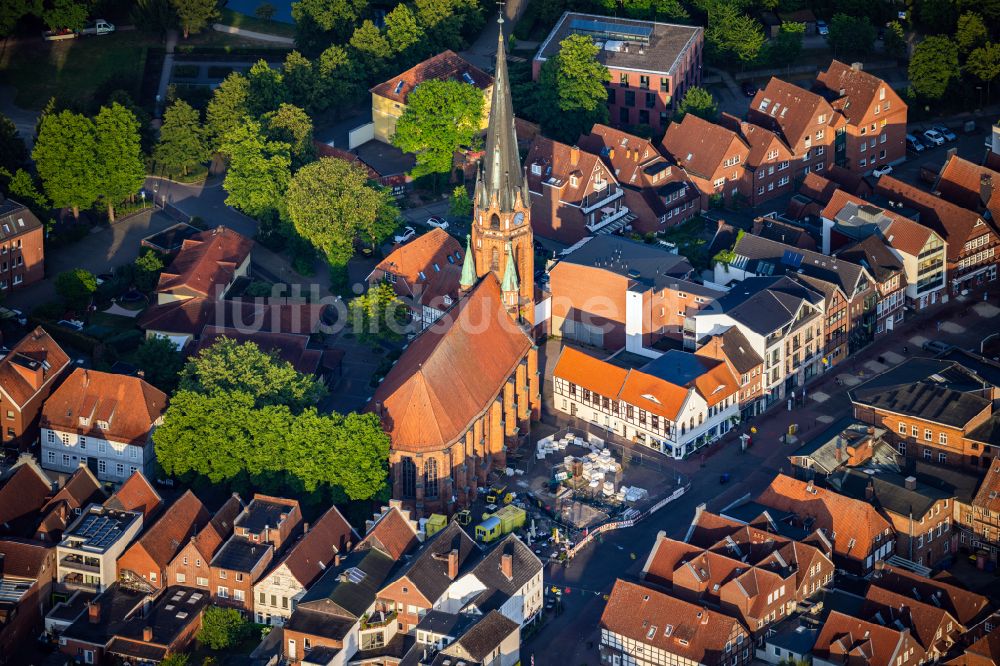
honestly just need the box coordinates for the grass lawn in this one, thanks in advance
[89,311,140,330]
[0,31,149,109]
[218,8,297,38]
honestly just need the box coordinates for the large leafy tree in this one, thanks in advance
[909,35,960,99]
[705,4,765,64]
[314,45,364,113]
[220,119,291,218]
[291,0,368,53]
[33,110,99,219]
[967,43,1000,100]
[43,0,89,31]
[827,14,876,57]
[0,0,36,36]
[282,51,318,112]
[94,103,146,222]
[247,60,288,118]
[675,86,717,121]
[385,4,425,62]
[198,607,251,650]
[958,0,1000,26]
[155,99,207,176]
[285,158,396,271]
[915,0,956,33]
[205,73,251,154]
[263,103,315,169]
[617,0,688,21]
[956,12,988,53]
[180,337,327,412]
[170,0,218,38]
[56,268,98,309]
[134,335,185,393]
[349,20,392,78]
[883,20,907,59]
[536,34,610,143]
[131,0,176,38]
[392,79,484,179]
[767,21,804,65]
[4,169,49,211]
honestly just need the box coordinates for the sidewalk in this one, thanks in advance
[154,30,179,120]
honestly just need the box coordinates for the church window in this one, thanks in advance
[491,214,501,230]
[492,248,500,271]
[424,458,439,498]
[401,457,416,498]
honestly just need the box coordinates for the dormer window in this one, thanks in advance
[818,114,826,124]
[97,420,108,430]
[569,175,578,187]
[418,271,426,280]
[531,163,541,175]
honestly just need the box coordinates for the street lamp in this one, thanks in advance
[140,190,146,208]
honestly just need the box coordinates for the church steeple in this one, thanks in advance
[460,234,476,291]
[477,20,528,213]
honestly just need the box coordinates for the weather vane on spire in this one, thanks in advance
[497,0,505,23]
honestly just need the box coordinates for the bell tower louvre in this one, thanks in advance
[467,17,534,325]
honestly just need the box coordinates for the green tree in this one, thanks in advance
[263,103,314,168]
[5,169,49,210]
[391,79,484,180]
[285,157,388,271]
[159,655,188,666]
[828,14,876,57]
[291,0,367,52]
[675,86,717,121]
[0,114,28,178]
[135,335,184,393]
[134,249,165,292]
[883,20,907,59]
[956,11,988,53]
[94,103,145,222]
[55,268,98,309]
[221,119,291,218]
[349,281,410,344]
[349,20,392,77]
[915,0,956,34]
[909,35,960,99]
[247,60,288,118]
[198,607,250,650]
[255,2,275,20]
[155,99,207,176]
[314,45,363,113]
[385,4,425,60]
[180,337,327,411]
[967,42,1000,100]
[0,0,36,36]
[170,0,218,37]
[705,4,765,64]
[131,0,176,38]
[619,0,688,21]
[282,51,318,112]
[957,0,1000,27]
[43,0,89,31]
[205,73,250,154]
[767,20,804,66]
[32,110,99,220]
[449,185,472,218]
[536,34,611,143]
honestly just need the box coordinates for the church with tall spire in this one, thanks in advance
[461,18,535,325]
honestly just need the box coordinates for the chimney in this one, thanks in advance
[142,626,153,642]
[501,553,513,581]
[865,481,874,501]
[835,443,842,462]
[867,426,874,435]
[88,602,101,624]
[279,512,288,523]
[334,553,342,567]
[805,480,814,494]
[981,173,993,208]
[83,369,89,387]
[302,522,310,534]
[345,540,353,552]
[447,549,459,580]
[904,476,917,491]
[851,62,863,71]
[570,145,580,167]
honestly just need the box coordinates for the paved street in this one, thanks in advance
[523,289,1000,665]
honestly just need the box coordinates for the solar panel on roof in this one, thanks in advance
[782,249,804,268]
[569,18,653,39]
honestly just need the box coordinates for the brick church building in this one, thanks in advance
[369,25,541,517]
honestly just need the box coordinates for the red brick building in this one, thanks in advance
[814,60,908,175]
[533,13,703,133]
[0,198,44,291]
[694,326,765,419]
[165,495,242,589]
[0,539,55,663]
[0,327,71,451]
[661,113,751,207]
[813,610,925,666]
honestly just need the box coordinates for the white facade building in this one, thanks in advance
[56,505,143,592]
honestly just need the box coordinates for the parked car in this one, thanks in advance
[0,307,26,326]
[56,319,84,332]
[872,165,893,177]
[817,20,829,35]
[906,134,925,153]
[932,125,957,141]
[79,19,115,36]
[922,339,954,355]
[922,129,945,146]
[393,226,416,244]
[741,81,758,97]
[426,216,449,230]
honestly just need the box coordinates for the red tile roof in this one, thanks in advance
[278,506,357,587]
[936,154,1000,212]
[359,504,420,560]
[601,580,747,662]
[552,347,629,402]
[814,610,917,666]
[757,474,892,565]
[156,226,253,299]
[748,77,841,149]
[947,627,1000,666]
[661,113,746,180]
[369,274,532,452]
[801,172,841,204]
[876,176,987,261]
[371,50,492,104]
[816,60,899,126]
[138,299,327,340]
[0,537,51,578]
[129,489,209,568]
[0,327,70,408]
[974,457,1000,516]
[37,466,103,537]
[197,327,322,376]
[821,189,937,258]
[872,564,990,627]
[0,462,51,534]
[526,135,611,202]
[41,369,166,446]
[189,495,243,561]
[863,584,958,652]
[105,472,162,519]
[372,228,464,309]
[577,123,668,188]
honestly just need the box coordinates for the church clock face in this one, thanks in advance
[513,212,524,226]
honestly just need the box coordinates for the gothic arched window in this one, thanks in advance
[424,458,439,499]
[490,214,501,230]
[400,457,416,498]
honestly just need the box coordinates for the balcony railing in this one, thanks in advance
[60,555,101,574]
[361,609,397,630]
[580,186,623,214]
[586,206,631,234]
